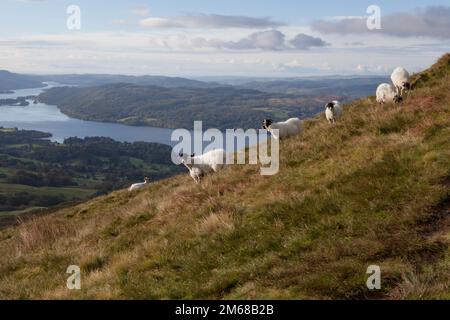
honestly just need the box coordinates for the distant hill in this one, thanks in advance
[36,75,387,131]
[38,83,330,130]
[1,54,449,299]
[32,74,224,89]
[0,70,44,91]
[237,76,389,97]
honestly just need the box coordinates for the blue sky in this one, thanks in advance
[1,0,450,76]
[2,0,447,35]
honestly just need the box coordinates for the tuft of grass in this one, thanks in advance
[15,216,76,253]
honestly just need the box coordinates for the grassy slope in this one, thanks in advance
[0,55,449,299]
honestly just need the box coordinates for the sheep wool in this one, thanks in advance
[391,67,411,96]
[376,83,402,105]
[325,101,342,124]
[180,149,227,183]
[262,118,301,140]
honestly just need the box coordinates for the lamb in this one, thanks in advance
[324,100,342,124]
[128,177,150,192]
[391,67,411,97]
[262,118,301,140]
[179,148,227,183]
[376,83,403,105]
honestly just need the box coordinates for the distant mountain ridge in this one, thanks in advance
[30,74,225,89]
[237,76,389,97]
[0,70,45,91]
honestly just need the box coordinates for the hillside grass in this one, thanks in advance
[0,56,449,299]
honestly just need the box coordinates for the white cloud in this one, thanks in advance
[139,13,284,29]
[0,31,447,77]
[289,33,329,50]
[312,6,450,39]
[177,30,329,51]
[221,30,287,50]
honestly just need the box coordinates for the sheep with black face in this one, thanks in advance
[324,100,342,124]
[262,118,301,140]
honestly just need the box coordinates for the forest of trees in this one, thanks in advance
[0,128,182,214]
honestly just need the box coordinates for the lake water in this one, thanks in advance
[0,85,264,150]
[0,85,176,146]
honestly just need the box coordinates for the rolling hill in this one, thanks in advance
[32,74,223,89]
[38,84,328,130]
[238,76,389,98]
[0,54,449,299]
[0,70,44,92]
[36,77,389,131]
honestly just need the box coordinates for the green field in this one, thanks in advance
[0,132,182,221]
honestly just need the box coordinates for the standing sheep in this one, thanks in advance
[262,118,301,140]
[324,100,342,124]
[376,83,403,105]
[391,67,411,97]
[179,149,227,183]
[128,177,151,192]
[186,165,205,184]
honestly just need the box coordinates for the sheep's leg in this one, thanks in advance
[193,175,200,184]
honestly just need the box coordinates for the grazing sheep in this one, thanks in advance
[187,166,205,184]
[262,118,301,140]
[376,83,403,105]
[179,148,227,183]
[324,100,343,124]
[128,177,150,191]
[391,67,411,96]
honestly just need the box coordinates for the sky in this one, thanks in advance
[1,0,450,77]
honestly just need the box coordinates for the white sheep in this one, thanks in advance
[179,148,227,183]
[324,100,343,124]
[128,177,150,192]
[187,166,205,184]
[262,118,301,140]
[376,83,403,105]
[391,67,411,96]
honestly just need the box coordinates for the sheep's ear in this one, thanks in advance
[191,153,195,157]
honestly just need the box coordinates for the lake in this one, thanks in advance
[0,85,265,151]
[0,85,176,146]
